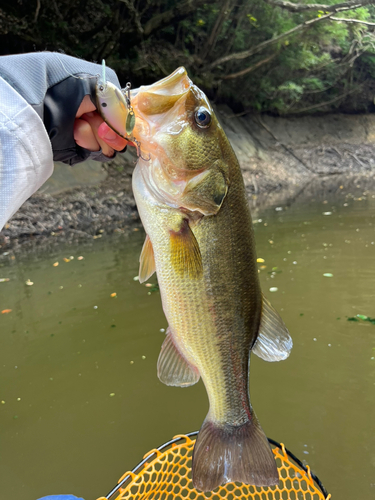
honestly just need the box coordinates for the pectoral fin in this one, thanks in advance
[139,234,156,283]
[157,328,200,387]
[181,169,228,216]
[170,219,203,279]
[252,295,293,361]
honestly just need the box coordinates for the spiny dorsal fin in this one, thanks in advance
[170,219,203,279]
[252,294,293,362]
[139,234,156,284]
[157,328,200,387]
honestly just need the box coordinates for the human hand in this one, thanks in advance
[74,95,129,157]
[0,52,131,165]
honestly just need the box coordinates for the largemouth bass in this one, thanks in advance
[131,68,292,492]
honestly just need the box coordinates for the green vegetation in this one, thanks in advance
[1,0,375,114]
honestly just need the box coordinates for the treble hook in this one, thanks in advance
[134,139,151,162]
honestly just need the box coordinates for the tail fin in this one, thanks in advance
[192,415,279,492]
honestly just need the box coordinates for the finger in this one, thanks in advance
[80,112,115,157]
[74,119,100,151]
[76,95,96,118]
[98,122,130,151]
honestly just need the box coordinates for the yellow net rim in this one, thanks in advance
[99,431,331,500]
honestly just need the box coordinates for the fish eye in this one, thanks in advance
[98,84,105,92]
[194,107,211,128]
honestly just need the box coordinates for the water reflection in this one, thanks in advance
[0,195,374,500]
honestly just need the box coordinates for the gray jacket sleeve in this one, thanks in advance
[0,52,123,165]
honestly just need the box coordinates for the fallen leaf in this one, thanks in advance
[257,258,265,263]
[1,309,12,314]
[110,293,117,298]
[53,262,59,267]
[63,258,70,263]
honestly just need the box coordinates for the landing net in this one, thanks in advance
[98,432,331,500]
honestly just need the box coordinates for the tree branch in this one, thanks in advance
[200,0,232,61]
[223,53,278,80]
[291,85,361,113]
[263,0,374,13]
[208,4,367,70]
[142,0,216,37]
[330,16,375,25]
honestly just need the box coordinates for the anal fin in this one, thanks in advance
[139,234,156,283]
[157,328,200,387]
[252,294,293,362]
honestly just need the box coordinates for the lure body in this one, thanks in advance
[95,60,135,139]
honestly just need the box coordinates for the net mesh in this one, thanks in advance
[98,433,331,500]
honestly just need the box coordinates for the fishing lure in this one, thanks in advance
[96,60,149,160]
[96,60,136,139]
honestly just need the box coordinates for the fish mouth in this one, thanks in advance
[130,67,191,124]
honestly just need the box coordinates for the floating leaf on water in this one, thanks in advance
[63,258,70,263]
[109,393,115,397]
[133,276,139,281]
[25,279,34,286]
[260,265,267,270]
[323,273,333,277]
[352,314,375,325]
[357,314,368,321]
[1,309,12,314]
[77,256,84,260]
[142,355,146,359]
[110,293,117,298]
[257,258,265,263]
[323,212,332,216]
[53,262,59,267]
[145,283,152,288]
[269,287,278,292]
[0,278,10,282]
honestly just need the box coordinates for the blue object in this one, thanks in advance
[37,496,85,500]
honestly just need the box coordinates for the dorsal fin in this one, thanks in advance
[252,294,293,362]
[139,234,156,283]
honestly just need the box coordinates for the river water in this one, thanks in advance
[1,191,374,500]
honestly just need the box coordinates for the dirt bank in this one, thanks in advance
[1,112,375,252]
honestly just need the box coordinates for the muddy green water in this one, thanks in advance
[1,194,375,500]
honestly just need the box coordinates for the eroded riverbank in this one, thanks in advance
[1,112,375,252]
